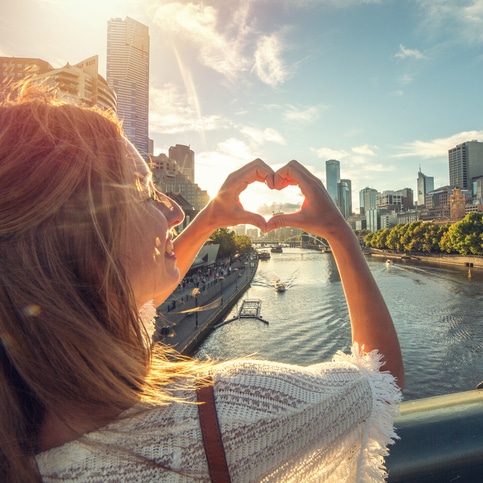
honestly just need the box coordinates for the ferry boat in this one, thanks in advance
[274,280,286,292]
[271,245,283,253]
[258,250,271,260]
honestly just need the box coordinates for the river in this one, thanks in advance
[195,248,483,401]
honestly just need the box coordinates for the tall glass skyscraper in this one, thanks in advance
[338,179,352,219]
[325,159,340,206]
[107,17,150,158]
[416,168,434,207]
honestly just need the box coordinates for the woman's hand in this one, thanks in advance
[172,159,273,281]
[201,158,274,233]
[265,160,347,241]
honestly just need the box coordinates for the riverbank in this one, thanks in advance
[366,248,483,269]
[156,253,259,355]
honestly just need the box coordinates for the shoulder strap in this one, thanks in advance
[196,377,231,483]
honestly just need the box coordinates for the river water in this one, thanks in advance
[196,248,483,401]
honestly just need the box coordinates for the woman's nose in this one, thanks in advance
[158,193,185,228]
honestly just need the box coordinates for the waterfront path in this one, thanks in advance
[156,255,259,355]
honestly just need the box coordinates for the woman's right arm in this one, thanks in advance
[266,160,404,389]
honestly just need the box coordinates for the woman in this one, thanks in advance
[0,83,403,482]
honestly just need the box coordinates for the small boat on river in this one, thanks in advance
[271,245,283,253]
[274,280,286,292]
[258,250,271,260]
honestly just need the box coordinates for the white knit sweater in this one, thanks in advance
[36,345,401,482]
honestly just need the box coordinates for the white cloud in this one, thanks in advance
[352,144,378,156]
[152,2,290,86]
[312,147,349,160]
[241,126,286,145]
[395,130,483,158]
[149,84,224,134]
[283,104,323,123]
[253,33,290,87]
[416,0,483,44]
[395,44,425,60]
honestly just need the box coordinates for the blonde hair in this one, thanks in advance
[0,82,203,482]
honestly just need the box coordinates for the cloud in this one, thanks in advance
[395,130,483,158]
[416,0,483,44]
[240,126,286,145]
[312,147,349,160]
[254,33,290,87]
[152,2,290,86]
[394,44,425,59]
[149,84,225,134]
[352,144,378,156]
[283,104,324,123]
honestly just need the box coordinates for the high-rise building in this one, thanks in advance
[448,141,483,192]
[325,160,340,206]
[359,187,378,215]
[416,168,434,207]
[0,56,116,110]
[169,144,195,182]
[338,179,352,219]
[107,17,150,158]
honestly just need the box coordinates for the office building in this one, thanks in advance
[448,141,483,192]
[0,56,116,110]
[325,160,340,206]
[416,168,434,207]
[107,17,150,157]
[169,144,195,182]
[359,187,378,215]
[338,179,352,219]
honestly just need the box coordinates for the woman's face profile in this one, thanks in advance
[120,142,184,308]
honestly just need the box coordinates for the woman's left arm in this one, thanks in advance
[173,159,273,279]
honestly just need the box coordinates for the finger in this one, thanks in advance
[266,212,302,232]
[223,159,274,192]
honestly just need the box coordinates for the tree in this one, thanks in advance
[210,228,237,258]
[234,234,253,256]
[443,212,483,255]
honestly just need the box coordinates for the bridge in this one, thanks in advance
[253,233,329,249]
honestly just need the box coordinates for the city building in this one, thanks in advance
[338,178,352,219]
[359,187,378,215]
[149,152,210,213]
[417,168,434,207]
[0,56,116,110]
[107,17,150,158]
[169,144,195,182]
[377,188,414,212]
[448,141,483,192]
[1,57,52,84]
[325,160,340,206]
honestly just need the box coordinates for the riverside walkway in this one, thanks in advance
[156,254,259,355]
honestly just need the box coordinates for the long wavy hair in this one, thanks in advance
[0,83,200,482]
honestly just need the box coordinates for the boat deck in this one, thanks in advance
[215,299,269,328]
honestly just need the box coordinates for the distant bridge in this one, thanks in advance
[253,233,329,249]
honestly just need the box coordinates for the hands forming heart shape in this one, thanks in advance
[212,158,342,237]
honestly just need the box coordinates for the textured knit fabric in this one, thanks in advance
[36,344,402,482]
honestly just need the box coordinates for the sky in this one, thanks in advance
[2,0,483,215]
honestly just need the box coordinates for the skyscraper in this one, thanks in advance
[416,168,434,207]
[325,160,340,206]
[359,187,378,215]
[448,141,483,191]
[338,179,352,219]
[107,17,150,157]
[169,144,195,182]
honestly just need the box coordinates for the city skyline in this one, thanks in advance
[2,0,483,214]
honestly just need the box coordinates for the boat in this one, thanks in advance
[271,245,283,253]
[258,250,271,260]
[274,280,286,292]
[386,259,394,266]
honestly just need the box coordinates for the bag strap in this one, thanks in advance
[197,377,231,483]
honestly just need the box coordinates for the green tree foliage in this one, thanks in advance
[440,212,483,255]
[210,228,237,259]
[210,228,254,258]
[234,234,253,255]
